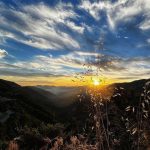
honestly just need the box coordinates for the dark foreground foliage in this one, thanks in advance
[0,79,150,150]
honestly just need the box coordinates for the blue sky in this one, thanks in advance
[0,0,150,85]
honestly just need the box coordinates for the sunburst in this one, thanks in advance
[93,79,100,86]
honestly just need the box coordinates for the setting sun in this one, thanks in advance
[93,79,100,86]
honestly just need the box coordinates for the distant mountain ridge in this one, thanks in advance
[112,78,150,94]
[25,86,82,107]
[0,78,149,117]
[0,79,57,123]
[0,78,150,145]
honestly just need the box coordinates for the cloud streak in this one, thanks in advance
[0,51,149,81]
[0,2,83,50]
[79,0,150,31]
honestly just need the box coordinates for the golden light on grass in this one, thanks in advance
[86,77,114,100]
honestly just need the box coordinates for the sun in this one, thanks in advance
[93,79,100,86]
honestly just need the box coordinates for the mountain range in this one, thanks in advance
[0,78,150,146]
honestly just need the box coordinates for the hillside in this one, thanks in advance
[28,86,83,107]
[0,78,150,149]
[0,79,59,143]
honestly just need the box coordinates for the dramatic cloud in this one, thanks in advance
[0,2,83,50]
[79,0,150,31]
[0,0,150,84]
[0,51,149,81]
[79,1,104,20]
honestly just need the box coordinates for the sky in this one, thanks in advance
[0,0,150,86]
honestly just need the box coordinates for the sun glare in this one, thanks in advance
[93,79,100,86]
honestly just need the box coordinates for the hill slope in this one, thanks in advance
[0,78,150,145]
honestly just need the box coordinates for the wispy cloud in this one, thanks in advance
[0,2,83,50]
[0,50,149,81]
[79,0,150,31]
[0,0,150,84]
